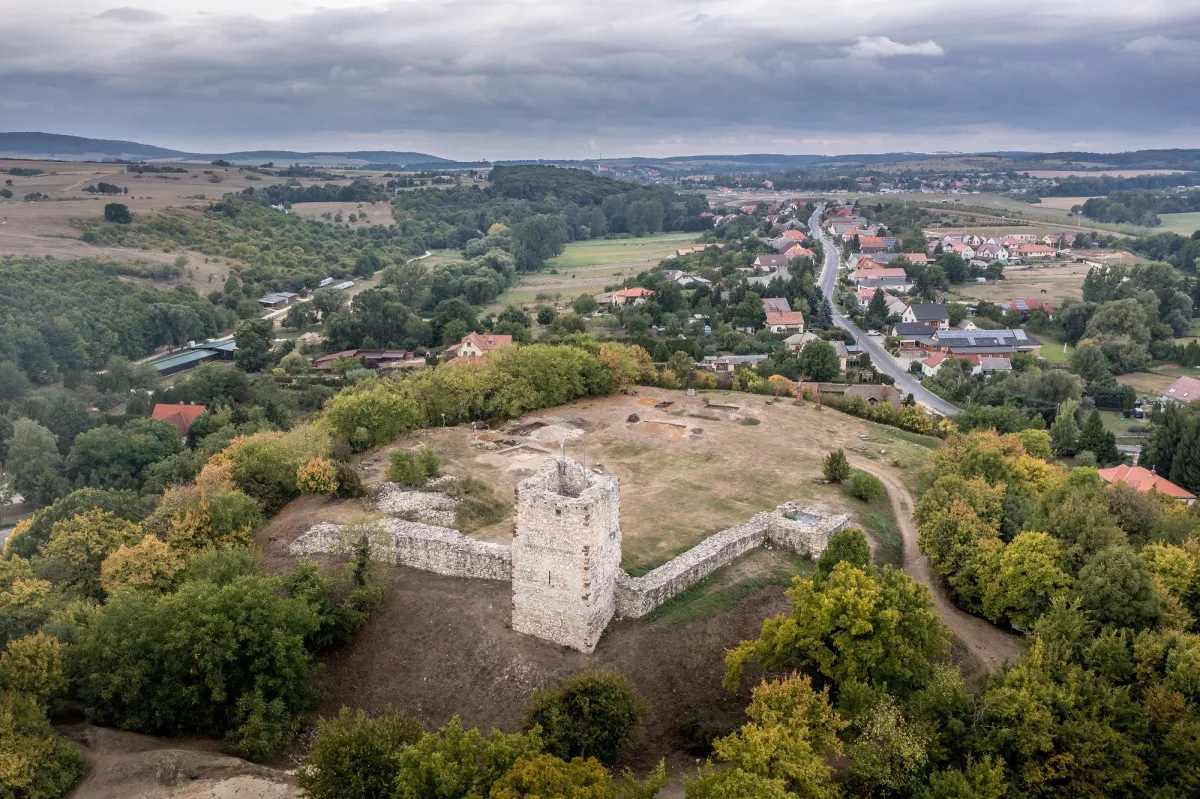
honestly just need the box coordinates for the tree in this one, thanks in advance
[296,707,424,799]
[725,563,948,698]
[2,418,62,505]
[489,754,613,799]
[981,532,1072,629]
[523,669,648,766]
[393,717,543,799]
[667,350,694,386]
[44,509,143,598]
[572,293,599,315]
[710,674,845,799]
[684,767,796,799]
[73,573,320,759]
[537,306,557,326]
[65,417,181,489]
[1167,418,1200,496]
[1077,410,1119,465]
[235,317,274,372]
[1069,344,1112,384]
[815,528,870,576]
[0,690,87,798]
[864,289,889,331]
[1049,400,1079,456]
[845,698,930,796]
[100,534,186,595]
[850,471,884,502]
[797,339,840,381]
[1073,545,1162,630]
[0,632,68,705]
[103,202,132,223]
[822,449,851,483]
[514,214,569,271]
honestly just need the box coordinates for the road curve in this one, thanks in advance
[848,456,1026,673]
[809,208,961,417]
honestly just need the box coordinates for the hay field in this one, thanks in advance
[948,263,1091,304]
[1036,196,1096,211]
[289,200,396,228]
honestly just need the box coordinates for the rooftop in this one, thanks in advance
[1098,465,1195,501]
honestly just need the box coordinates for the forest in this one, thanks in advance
[1079,191,1200,227]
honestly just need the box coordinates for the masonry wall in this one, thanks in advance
[511,459,622,653]
[290,519,512,580]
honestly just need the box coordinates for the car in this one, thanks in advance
[867,329,881,337]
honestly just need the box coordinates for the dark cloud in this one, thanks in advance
[3,1,1200,158]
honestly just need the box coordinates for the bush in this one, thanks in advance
[0,690,87,798]
[297,707,424,799]
[848,471,885,502]
[387,450,429,486]
[333,460,367,498]
[817,528,871,576]
[823,449,851,483]
[417,447,441,478]
[71,574,319,759]
[297,457,339,495]
[522,669,647,766]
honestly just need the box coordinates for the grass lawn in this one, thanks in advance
[484,232,700,312]
[841,478,904,569]
[1096,409,1151,441]
[1156,212,1200,236]
[1118,370,1185,395]
[1036,330,1074,363]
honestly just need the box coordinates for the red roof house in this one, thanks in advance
[1098,465,1195,504]
[448,333,514,359]
[152,403,207,437]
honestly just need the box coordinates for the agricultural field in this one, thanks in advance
[1035,196,1096,211]
[487,231,700,310]
[947,262,1091,305]
[289,200,397,228]
[1155,212,1200,236]
[1117,371,1179,397]
[1022,169,1191,178]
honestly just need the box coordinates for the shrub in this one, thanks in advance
[386,448,440,487]
[283,555,383,650]
[71,574,319,760]
[297,457,339,495]
[333,460,368,498]
[181,547,261,585]
[297,707,424,799]
[0,632,68,705]
[849,471,885,503]
[823,449,851,483]
[816,528,871,576]
[0,690,87,798]
[522,669,648,766]
[393,717,543,799]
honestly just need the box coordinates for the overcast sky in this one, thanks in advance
[3,1,1199,159]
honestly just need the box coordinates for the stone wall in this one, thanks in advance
[511,459,623,653]
[290,518,512,581]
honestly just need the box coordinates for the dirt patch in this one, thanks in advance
[635,397,663,407]
[63,725,297,799]
[636,421,686,440]
[317,563,789,787]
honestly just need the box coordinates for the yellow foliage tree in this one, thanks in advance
[45,510,143,597]
[297,457,339,495]
[100,535,186,595]
[0,558,51,614]
[0,632,68,705]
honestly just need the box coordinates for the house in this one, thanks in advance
[976,243,1009,261]
[893,322,937,344]
[1014,244,1056,260]
[921,352,950,377]
[448,333,514,359]
[152,403,207,438]
[979,357,1012,374]
[782,230,807,241]
[753,254,789,271]
[699,354,768,373]
[857,236,889,253]
[606,287,655,307]
[1160,376,1200,406]
[858,275,914,293]
[150,339,237,377]
[312,349,421,370]
[1098,465,1195,505]
[831,341,849,373]
[853,256,888,273]
[785,245,816,259]
[783,332,820,353]
[1001,298,1055,318]
[850,267,908,284]
[884,295,909,317]
[258,291,298,308]
[902,304,951,329]
[765,311,806,334]
[927,328,1042,358]
[763,298,792,314]
[845,384,902,410]
[902,253,931,265]
[318,277,335,287]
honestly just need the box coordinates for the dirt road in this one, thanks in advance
[849,457,1026,673]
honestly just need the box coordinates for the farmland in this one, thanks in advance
[1155,212,1200,236]
[947,262,1091,305]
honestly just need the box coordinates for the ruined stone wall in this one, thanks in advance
[290,519,512,580]
[511,459,622,653]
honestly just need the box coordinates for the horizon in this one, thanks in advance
[3,1,1199,160]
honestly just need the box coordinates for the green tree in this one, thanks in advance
[1073,545,1162,630]
[234,317,274,372]
[296,707,424,799]
[864,289,889,331]
[1049,401,1079,456]
[393,717,543,799]
[103,202,132,223]
[3,418,63,505]
[815,528,870,577]
[797,339,840,381]
[845,698,930,797]
[684,767,796,799]
[850,471,884,502]
[0,690,87,798]
[725,563,948,698]
[822,449,851,483]
[1077,410,1119,465]
[572,293,600,315]
[514,214,570,271]
[489,754,613,799]
[537,306,557,326]
[523,669,648,766]
[981,532,1072,629]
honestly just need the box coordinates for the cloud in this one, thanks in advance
[844,36,945,59]
[96,7,167,23]
[1122,35,1197,55]
[0,1,1198,158]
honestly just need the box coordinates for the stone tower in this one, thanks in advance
[511,458,622,652]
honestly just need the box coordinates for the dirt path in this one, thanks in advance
[848,457,1026,673]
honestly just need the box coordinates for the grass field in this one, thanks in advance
[1117,371,1179,396]
[1036,330,1075,363]
[1096,409,1151,440]
[1156,213,1200,236]
[486,232,699,311]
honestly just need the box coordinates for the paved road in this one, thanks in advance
[809,208,961,416]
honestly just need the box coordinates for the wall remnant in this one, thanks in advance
[291,458,849,651]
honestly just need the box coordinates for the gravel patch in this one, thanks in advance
[375,482,461,526]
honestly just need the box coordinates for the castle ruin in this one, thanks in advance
[291,457,850,653]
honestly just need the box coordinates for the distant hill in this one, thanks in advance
[0,132,449,167]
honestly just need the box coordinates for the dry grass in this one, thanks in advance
[1117,371,1179,396]
[947,262,1092,304]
